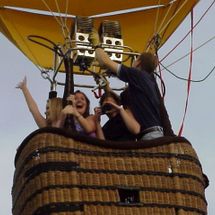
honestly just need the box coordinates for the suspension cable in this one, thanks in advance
[40,0,63,27]
[40,0,72,41]
[158,0,189,35]
[154,70,166,97]
[63,0,69,25]
[178,10,194,136]
[160,62,215,83]
[153,0,161,35]
[160,34,215,69]
[156,52,165,97]
[54,0,70,39]
[157,0,174,34]
[160,0,215,62]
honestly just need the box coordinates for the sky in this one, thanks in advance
[0,1,214,214]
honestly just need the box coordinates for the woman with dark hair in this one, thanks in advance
[95,91,140,141]
[17,77,96,137]
[60,90,96,137]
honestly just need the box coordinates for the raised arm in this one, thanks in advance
[89,29,119,74]
[16,76,46,128]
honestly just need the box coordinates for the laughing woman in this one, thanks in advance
[59,90,97,137]
[17,77,96,137]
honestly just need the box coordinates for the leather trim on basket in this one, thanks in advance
[24,162,205,186]
[24,146,202,166]
[32,201,206,215]
[15,127,190,165]
[33,203,84,215]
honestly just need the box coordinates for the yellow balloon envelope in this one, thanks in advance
[0,0,199,74]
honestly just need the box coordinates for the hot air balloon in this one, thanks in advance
[0,0,209,214]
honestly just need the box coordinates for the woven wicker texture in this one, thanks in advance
[12,129,207,215]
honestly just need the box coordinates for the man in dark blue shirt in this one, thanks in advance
[89,30,174,140]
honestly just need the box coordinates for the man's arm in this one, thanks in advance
[89,30,120,75]
[95,47,119,75]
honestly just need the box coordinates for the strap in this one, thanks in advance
[178,10,194,136]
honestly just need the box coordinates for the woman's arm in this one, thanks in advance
[120,108,140,134]
[53,110,67,128]
[104,101,140,134]
[76,114,97,134]
[16,76,46,128]
[94,107,105,140]
[61,105,97,134]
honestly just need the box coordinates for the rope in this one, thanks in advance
[160,0,215,62]
[156,52,165,97]
[63,0,69,24]
[160,63,215,83]
[40,0,63,27]
[160,62,215,83]
[147,0,185,53]
[146,0,169,52]
[157,0,174,34]
[161,34,215,70]
[158,0,189,35]
[153,0,161,35]
[40,0,71,40]
[54,0,70,39]
[54,0,65,24]
[178,10,194,137]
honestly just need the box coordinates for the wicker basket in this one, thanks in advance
[12,128,208,215]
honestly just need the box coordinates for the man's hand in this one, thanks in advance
[89,29,119,75]
[89,29,100,47]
